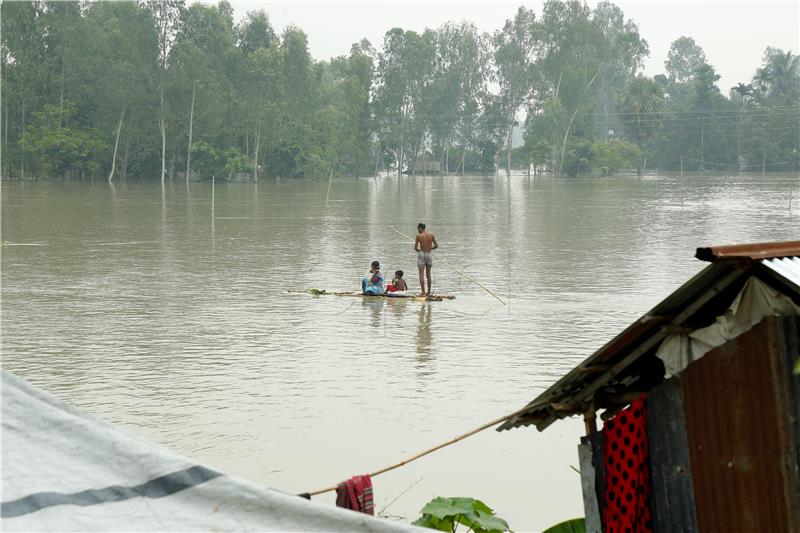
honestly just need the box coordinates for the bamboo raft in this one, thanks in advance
[288,289,455,302]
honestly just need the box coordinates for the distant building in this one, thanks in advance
[404,158,441,175]
[499,241,800,532]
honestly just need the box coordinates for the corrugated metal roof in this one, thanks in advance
[695,240,800,262]
[499,242,800,433]
[762,257,800,289]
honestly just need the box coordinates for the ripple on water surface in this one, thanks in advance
[2,173,798,530]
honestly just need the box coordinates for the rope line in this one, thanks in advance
[306,399,546,496]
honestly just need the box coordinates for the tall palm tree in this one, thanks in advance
[753,48,799,102]
[622,75,664,174]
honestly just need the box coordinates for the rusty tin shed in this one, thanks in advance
[499,241,800,532]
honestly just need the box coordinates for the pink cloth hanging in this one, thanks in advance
[335,474,374,515]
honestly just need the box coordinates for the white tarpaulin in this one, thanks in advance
[1,371,419,532]
[656,277,800,376]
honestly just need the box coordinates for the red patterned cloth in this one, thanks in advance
[335,475,374,515]
[602,395,652,533]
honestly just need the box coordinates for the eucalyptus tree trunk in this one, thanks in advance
[397,131,406,178]
[21,97,26,180]
[558,73,599,177]
[398,138,404,178]
[186,79,197,185]
[554,71,563,100]
[736,116,743,173]
[122,130,131,180]
[169,143,176,181]
[411,137,422,177]
[557,108,579,177]
[253,120,261,183]
[550,71,564,175]
[108,105,126,182]
[58,47,66,129]
[398,111,408,177]
[159,90,166,185]
[700,117,704,170]
[506,112,514,177]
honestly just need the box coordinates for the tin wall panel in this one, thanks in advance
[578,441,602,533]
[647,377,698,533]
[682,317,799,532]
[588,431,605,523]
[776,315,800,527]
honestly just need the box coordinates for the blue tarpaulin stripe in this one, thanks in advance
[2,465,222,518]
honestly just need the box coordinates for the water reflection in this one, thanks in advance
[362,298,384,330]
[416,303,432,359]
[385,297,409,321]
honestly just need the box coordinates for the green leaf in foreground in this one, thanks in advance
[413,497,512,533]
[541,518,586,533]
[420,497,475,519]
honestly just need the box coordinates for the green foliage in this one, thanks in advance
[1,1,796,180]
[412,497,511,533]
[19,102,108,178]
[542,518,586,533]
[794,356,800,375]
[563,139,640,177]
[665,37,707,84]
[621,76,664,150]
[189,141,223,179]
[222,148,251,178]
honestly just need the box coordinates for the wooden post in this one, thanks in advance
[584,402,597,435]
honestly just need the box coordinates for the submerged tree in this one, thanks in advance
[2,0,796,180]
[492,6,540,176]
[144,0,184,185]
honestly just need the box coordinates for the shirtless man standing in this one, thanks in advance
[414,222,438,296]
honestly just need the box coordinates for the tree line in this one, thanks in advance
[2,0,798,181]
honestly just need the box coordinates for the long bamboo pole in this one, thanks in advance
[307,399,546,496]
[385,225,506,305]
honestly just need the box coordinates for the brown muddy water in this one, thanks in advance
[2,172,798,530]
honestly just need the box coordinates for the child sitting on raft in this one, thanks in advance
[386,270,408,293]
[361,260,385,295]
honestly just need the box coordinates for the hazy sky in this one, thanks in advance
[210,1,799,92]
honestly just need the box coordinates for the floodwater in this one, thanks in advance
[2,172,798,531]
